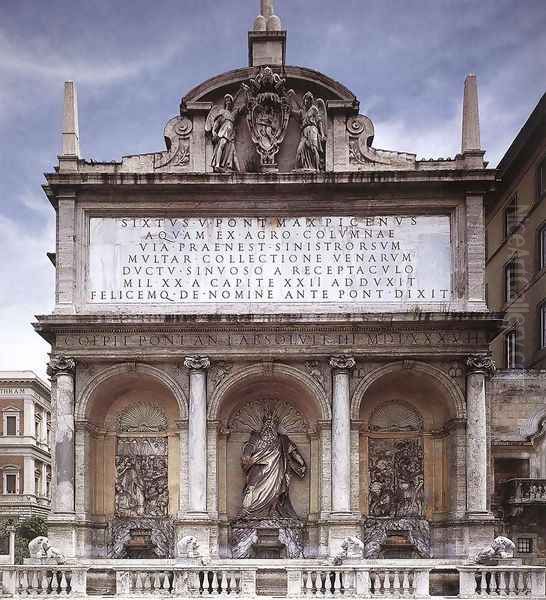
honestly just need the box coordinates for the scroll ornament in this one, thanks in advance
[466,354,496,376]
[184,356,211,371]
[329,355,356,371]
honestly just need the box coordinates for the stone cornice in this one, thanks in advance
[43,168,497,193]
[0,377,50,402]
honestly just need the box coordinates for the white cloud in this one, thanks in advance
[0,210,55,379]
[0,30,183,85]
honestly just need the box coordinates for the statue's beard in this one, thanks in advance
[260,424,278,446]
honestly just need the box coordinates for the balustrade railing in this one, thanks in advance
[459,566,545,598]
[287,566,430,597]
[0,566,87,596]
[115,566,251,596]
[0,563,544,598]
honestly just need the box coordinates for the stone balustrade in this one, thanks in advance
[502,478,546,504]
[287,566,430,597]
[0,566,88,596]
[0,563,544,598]
[115,567,247,595]
[459,566,545,597]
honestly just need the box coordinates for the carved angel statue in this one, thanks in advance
[205,91,247,173]
[289,91,327,171]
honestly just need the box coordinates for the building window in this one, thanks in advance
[538,156,546,201]
[538,300,546,350]
[505,194,520,237]
[505,330,519,369]
[5,416,17,436]
[3,470,19,495]
[3,411,20,436]
[505,259,519,303]
[539,225,546,272]
[517,537,533,554]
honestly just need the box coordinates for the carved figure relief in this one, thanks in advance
[289,91,327,171]
[115,437,168,518]
[205,92,247,173]
[368,438,424,517]
[244,67,291,170]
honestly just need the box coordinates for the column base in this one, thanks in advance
[175,514,218,559]
[47,513,77,558]
[327,513,362,558]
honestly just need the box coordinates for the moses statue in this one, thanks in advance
[239,410,306,519]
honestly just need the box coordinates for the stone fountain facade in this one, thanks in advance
[26,2,546,598]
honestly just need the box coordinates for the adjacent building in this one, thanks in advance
[0,372,52,518]
[486,93,546,370]
[485,93,546,560]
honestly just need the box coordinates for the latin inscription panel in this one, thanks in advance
[88,215,451,308]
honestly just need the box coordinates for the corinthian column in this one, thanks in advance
[329,355,355,515]
[47,355,76,514]
[185,355,210,515]
[465,354,495,517]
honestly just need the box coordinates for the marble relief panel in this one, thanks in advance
[115,437,168,518]
[368,438,424,517]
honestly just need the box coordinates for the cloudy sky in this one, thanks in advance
[0,0,545,378]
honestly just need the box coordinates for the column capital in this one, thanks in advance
[184,355,211,370]
[466,354,496,377]
[329,355,355,371]
[47,355,76,378]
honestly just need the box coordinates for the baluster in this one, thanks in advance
[332,571,341,596]
[229,572,237,595]
[498,571,506,595]
[477,570,485,595]
[516,571,524,594]
[392,571,400,596]
[302,571,310,595]
[39,570,48,595]
[220,571,228,595]
[371,572,380,595]
[19,570,27,595]
[321,571,326,595]
[135,571,143,593]
[402,571,410,597]
[384,571,391,596]
[59,571,68,594]
[211,570,219,594]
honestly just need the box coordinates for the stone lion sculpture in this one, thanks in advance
[28,537,65,564]
[177,535,200,558]
[474,536,515,564]
[333,536,365,564]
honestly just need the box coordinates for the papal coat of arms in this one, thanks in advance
[244,67,291,170]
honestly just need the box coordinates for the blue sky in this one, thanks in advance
[0,0,545,377]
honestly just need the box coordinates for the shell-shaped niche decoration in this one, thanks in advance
[369,400,423,433]
[228,398,307,434]
[117,403,168,433]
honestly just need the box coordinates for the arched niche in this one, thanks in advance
[353,362,463,523]
[212,364,327,526]
[76,364,186,526]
